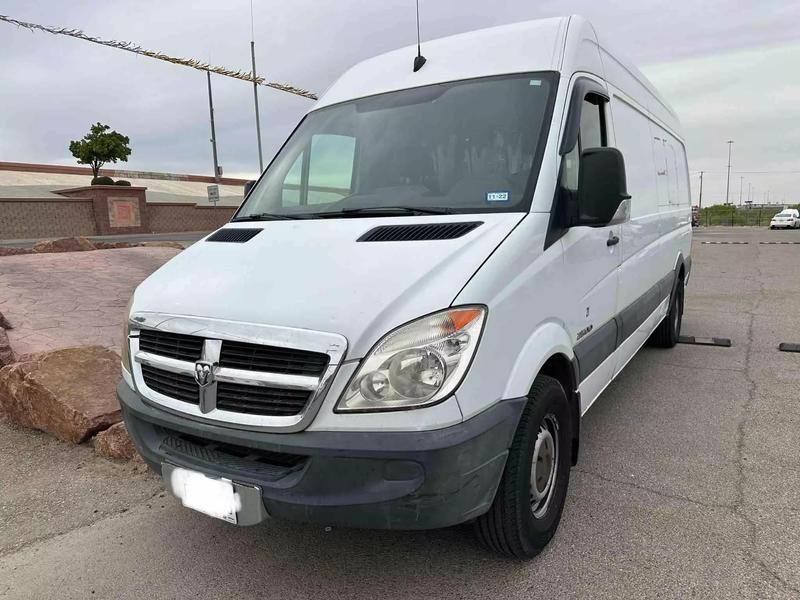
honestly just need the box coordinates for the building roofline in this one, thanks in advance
[0,161,248,186]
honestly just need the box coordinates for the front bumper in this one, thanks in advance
[119,382,525,530]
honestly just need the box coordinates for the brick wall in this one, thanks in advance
[0,198,96,239]
[146,203,237,233]
[0,197,236,240]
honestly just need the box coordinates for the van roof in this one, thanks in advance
[314,15,680,135]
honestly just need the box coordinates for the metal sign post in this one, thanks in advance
[207,184,220,207]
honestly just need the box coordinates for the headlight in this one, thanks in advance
[120,296,134,373]
[336,306,486,413]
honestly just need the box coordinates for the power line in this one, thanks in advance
[0,13,318,100]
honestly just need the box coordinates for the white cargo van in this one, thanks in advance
[119,15,692,558]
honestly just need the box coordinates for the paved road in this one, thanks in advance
[1,227,798,598]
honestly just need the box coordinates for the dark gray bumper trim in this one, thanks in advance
[118,382,527,530]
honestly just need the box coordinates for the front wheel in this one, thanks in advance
[475,375,572,559]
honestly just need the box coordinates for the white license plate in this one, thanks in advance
[167,467,240,524]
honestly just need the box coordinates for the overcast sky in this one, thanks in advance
[1,0,798,205]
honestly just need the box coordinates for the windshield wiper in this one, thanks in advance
[336,206,453,217]
[231,212,302,222]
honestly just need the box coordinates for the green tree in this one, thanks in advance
[69,123,131,179]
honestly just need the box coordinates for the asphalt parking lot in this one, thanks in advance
[1,226,798,599]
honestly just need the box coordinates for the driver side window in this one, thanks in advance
[560,94,608,191]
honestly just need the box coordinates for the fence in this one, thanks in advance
[700,207,794,227]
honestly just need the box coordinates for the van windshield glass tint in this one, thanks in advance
[236,73,556,219]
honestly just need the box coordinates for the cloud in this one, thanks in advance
[645,42,800,205]
[0,0,797,202]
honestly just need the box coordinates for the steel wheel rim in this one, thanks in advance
[530,413,559,518]
[673,287,683,334]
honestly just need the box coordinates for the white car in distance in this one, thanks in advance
[770,209,800,229]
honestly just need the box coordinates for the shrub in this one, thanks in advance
[115,179,132,186]
[91,176,115,186]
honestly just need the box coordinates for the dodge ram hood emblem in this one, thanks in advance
[194,361,215,387]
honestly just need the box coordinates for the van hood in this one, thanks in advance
[132,214,523,359]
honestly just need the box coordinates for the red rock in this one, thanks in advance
[0,247,33,257]
[93,421,142,461]
[0,346,122,443]
[0,311,11,330]
[32,237,96,253]
[141,241,184,250]
[0,328,16,368]
[93,241,141,250]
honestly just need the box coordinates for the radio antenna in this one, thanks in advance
[413,0,426,72]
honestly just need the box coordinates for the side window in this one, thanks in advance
[579,96,606,149]
[666,142,679,205]
[307,134,356,205]
[560,94,607,191]
[561,144,580,191]
[652,135,671,207]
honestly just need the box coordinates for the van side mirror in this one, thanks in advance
[244,180,257,197]
[576,147,631,227]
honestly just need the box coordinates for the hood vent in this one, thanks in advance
[207,228,263,243]
[358,221,482,242]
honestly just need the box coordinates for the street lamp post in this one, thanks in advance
[206,71,221,183]
[698,171,704,210]
[725,140,734,205]
[739,176,744,206]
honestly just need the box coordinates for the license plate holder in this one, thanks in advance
[162,463,267,525]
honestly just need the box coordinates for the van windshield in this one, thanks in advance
[235,72,556,220]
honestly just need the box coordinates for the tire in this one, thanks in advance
[475,375,572,559]
[649,275,684,348]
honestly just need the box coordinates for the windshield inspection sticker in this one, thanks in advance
[486,191,510,203]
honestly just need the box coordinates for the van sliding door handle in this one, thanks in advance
[606,235,620,247]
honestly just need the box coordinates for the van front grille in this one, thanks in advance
[141,365,311,417]
[131,319,345,428]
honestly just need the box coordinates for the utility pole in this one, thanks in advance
[747,182,751,204]
[698,171,704,210]
[249,1,264,172]
[206,71,220,182]
[739,176,743,206]
[251,41,264,172]
[725,140,734,205]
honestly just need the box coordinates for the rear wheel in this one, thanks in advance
[649,275,684,348]
[475,375,572,559]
